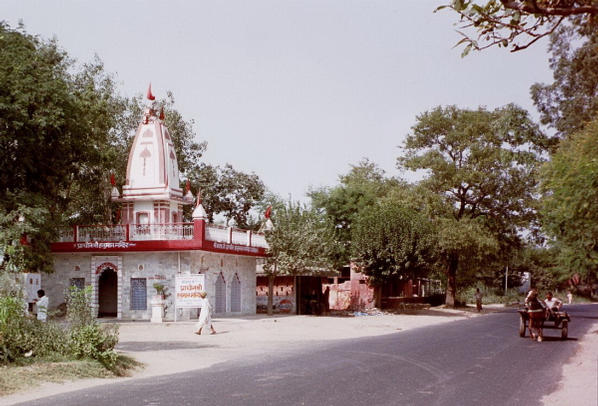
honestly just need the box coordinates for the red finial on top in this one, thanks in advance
[196,189,203,206]
[159,106,165,120]
[265,206,272,219]
[185,180,191,192]
[110,173,116,186]
[147,83,156,101]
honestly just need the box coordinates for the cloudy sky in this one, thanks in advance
[2,1,553,201]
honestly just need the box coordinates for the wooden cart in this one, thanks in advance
[518,307,570,340]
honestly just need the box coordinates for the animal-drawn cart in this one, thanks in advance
[518,307,570,340]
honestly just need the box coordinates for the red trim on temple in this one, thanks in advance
[51,220,266,256]
[96,262,118,274]
[51,239,265,256]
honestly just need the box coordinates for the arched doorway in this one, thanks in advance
[231,273,241,313]
[215,272,226,313]
[98,268,117,317]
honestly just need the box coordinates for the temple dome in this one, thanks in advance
[121,86,182,202]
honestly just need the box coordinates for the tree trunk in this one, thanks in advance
[445,255,459,308]
[267,274,274,316]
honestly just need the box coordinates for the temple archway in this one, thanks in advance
[215,272,226,313]
[231,273,241,313]
[98,268,118,317]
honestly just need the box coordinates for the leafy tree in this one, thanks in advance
[186,163,265,227]
[0,202,53,274]
[0,23,125,272]
[262,202,336,315]
[438,1,598,54]
[531,25,598,138]
[540,119,598,285]
[309,159,401,268]
[398,104,550,306]
[508,246,560,291]
[351,197,436,304]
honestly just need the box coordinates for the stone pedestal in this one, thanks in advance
[150,295,164,323]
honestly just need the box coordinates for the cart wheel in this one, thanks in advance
[561,321,568,340]
[519,315,526,337]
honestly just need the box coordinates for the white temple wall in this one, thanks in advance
[120,251,191,320]
[46,253,93,312]
[189,252,257,315]
[49,251,257,320]
[134,201,154,223]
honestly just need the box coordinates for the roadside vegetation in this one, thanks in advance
[0,276,138,395]
[459,287,525,307]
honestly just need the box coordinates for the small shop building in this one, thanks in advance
[257,263,443,314]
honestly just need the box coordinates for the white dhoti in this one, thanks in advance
[194,298,213,334]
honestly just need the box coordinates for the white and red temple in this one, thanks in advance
[47,87,267,320]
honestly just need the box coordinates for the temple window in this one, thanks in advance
[70,278,85,290]
[130,278,147,310]
[137,212,149,225]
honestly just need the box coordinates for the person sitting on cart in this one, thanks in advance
[543,292,563,317]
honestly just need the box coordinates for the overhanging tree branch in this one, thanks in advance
[439,1,598,53]
[501,0,598,16]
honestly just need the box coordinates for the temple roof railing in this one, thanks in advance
[54,221,268,255]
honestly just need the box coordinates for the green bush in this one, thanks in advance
[64,286,120,370]
[0,282,121,372]
[66,286,94,328]
[69,323,119,370]
[0,296,30,362]
[0,296,69,363]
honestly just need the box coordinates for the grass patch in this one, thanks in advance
[0,354,141,397]
[458,286,524,306]
[571,295,598,304]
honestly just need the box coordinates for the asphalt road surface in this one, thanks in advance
[14,304,598,406]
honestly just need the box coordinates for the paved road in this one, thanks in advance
[14,304,597,406]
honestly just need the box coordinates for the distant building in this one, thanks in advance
[46,87,267,320]
[256,262,442,314]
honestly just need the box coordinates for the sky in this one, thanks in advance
[1,1,554,202]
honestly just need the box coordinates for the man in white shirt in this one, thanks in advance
[34,289,49,322]
[543,291,562,317]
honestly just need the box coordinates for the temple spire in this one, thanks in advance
[147,83,156,101]
[192,189,207,220]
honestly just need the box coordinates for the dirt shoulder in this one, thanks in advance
[541,319,598,406]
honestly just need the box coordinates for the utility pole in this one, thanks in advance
[505,264,509,296]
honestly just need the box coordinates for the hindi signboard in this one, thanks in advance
[175,274,205,309]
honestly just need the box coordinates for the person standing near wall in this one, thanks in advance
[33,289,48,322]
